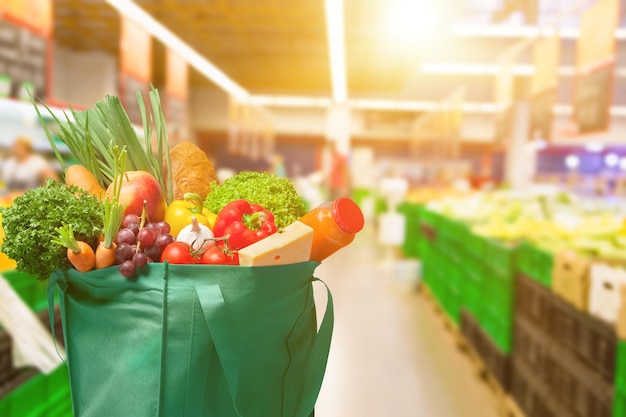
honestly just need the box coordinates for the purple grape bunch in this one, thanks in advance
[114,214,175,278]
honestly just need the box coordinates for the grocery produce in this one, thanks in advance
[35,89,173,204]
[212,199,277,250]
[205,171,306,229]
[168,142,217,201]
[176,216,214,251]
[160,242,199,264]
[96,147,127,269]
[0,180,103,279]
[52,224,96,273]
[0,89,362,281]
[164,192,216,237]
[113,218,176,276]
[200,244,239,265]
[300,197,365,262]
[106,171,167,223]
[65,164,106,200]
[238,221,314,266]
[425,189,626,262]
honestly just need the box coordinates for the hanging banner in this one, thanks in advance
[164,49,189,144]
[0,0,51,100]
[574,0,619,134]
[531,35,559,95]
[119,18,152,125]
[529,34,559,141]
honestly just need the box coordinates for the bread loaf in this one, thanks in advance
[168,142,217,201]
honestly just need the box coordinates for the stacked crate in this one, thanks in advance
[414,206,626,417]
[418,207,516,390]
[512,274,615,417]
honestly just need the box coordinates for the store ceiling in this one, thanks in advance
[52,0,585,101]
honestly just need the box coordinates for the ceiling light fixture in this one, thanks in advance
[451,24,589,39]
[105,0,250,102]
[324,0,347,103]
[421,63,535,76]
[249,96,333,108]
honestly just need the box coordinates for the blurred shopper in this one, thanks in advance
[271,153,287,178]
[329,143,350,199]
[2,137,57,193]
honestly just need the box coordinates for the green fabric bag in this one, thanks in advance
[47,261,333,417]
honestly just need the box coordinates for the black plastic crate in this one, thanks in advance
[511,359,553,417]
[0,329,15,386]
[515,274,551,330]
[545,341,613,417]
[547,286,616,383]
[513,316,551,384]
[461,309,511,391]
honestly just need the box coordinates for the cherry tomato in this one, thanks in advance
[160,242,199,264]
[200,245,239,265]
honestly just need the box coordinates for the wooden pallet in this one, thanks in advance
[460,334,506,404]
[501,395,527,417]
[419,285,527,417]
[419,285,464,348]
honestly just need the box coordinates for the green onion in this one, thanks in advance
[32,87,173,205]
[102,146,127,249]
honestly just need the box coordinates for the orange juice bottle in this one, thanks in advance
[299,198,364,262]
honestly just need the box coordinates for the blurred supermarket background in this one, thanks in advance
[3,0,626,416]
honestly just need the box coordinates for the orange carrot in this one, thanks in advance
[67,242,96,272]
[95,242,117,269]
[52,224,96,272]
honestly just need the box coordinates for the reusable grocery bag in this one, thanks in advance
[47,261,333,417]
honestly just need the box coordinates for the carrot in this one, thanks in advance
[52,224,96,272]
[65,165,106,200]
[96,147,127,269]
[95,242,117,269]
[68,241,96,272]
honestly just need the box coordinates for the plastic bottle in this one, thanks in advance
[299,197,365,262]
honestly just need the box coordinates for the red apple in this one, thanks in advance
[106,171,167,223]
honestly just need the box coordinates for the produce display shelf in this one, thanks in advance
[410,203,620,417]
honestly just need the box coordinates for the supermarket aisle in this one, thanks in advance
[314,228,499,417]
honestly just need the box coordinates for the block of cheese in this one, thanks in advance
[238,221,314,266]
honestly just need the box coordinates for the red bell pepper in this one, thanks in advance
[212,200,277,250]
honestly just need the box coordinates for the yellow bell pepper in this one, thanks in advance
[164,193,217,237]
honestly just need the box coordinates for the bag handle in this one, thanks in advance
[195,277,334,417]
[47,272,68,361]
[194,284,246,416]
[292,277,334,417]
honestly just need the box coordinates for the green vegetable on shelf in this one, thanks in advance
[204,171,307,229]
[0,180,104,280]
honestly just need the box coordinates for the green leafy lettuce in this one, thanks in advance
[204,171,307,229]
[0,181,104,280]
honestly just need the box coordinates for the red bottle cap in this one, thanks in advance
[331,198,364,234]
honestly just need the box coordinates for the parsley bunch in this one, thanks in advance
[204,172,307,229]
[0,181,104,280]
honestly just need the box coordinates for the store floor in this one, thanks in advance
[313,227,500,417]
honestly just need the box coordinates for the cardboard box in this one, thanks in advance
[552,250,591,311]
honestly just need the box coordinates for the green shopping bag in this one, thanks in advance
[47,261,333,417]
